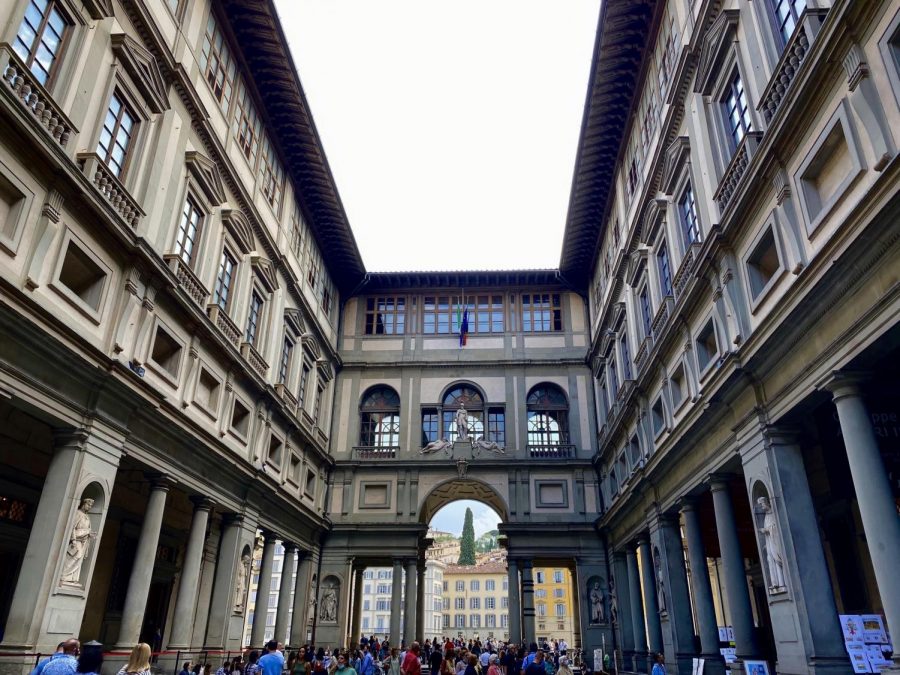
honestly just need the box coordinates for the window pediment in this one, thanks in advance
[661,137,691,195]
[185,151,226,206]
[250,254,278,292]
[626,248,649,287]
[694,10,740,96]
[640,197,668,244]
[82,0,113,19]
[221,209,254,254]
[316,360,334,382]
[284,308,306,337]
[302,334,322,359]
[110,33,169,114]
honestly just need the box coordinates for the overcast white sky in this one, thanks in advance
[274,0,602,272]
[430,500,502,537]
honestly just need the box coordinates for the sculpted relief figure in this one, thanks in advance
[319,585,338,622]
[455,406,469,441]
[474,437,505,454]
[234,553,252,612]
[421,438,452,454]
[60,498,96,587]
[609,575,618,625]
[589,581,606,624]
[757,496,787,591]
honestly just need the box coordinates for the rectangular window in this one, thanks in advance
[259,136,284,210]
[639,287,652,338]
[213,248,237,311]
[313,384,324,423]
[422,409,438,445]
[554,588,564,598]
[679,183,701,246]
[233,81,262,164]
[771,0,806,45]
[487,408,505,445]
[443,615,450,629]
[522,293,562,332]
[485,597,496,609]
[501,596,509,608]
[199,12,236,114]
[486,579,495,591]
[456,581,464,592]
[376,600,390,611]
[556,603,565,617]
[298,361,310,407]
[536,571,545,584]
[657,243,673,296]
[473,295,504,333]
[365,297,406,335]
[696,320,720,372]
[608,358,619,400]
[470,597,480,609]
[470,614,481,628]
[537,603,546,617]
[620,332,632,380]
[290,202,304,257]
[245,290,263,345]
[723,70,753,150]
[423,296,452,334]
[455,614,465,628]
[470,580,480,591]
[278,337,292,384]
[14,0,70,87]
[486,614,496,628]
[554,570,563,583]
[501,614,508,627]
[175,196,203,266]
[97,92,137,178]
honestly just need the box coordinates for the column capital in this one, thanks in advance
[190,496,215,512]
[52,426,89,448]
[221,511,245,526]
[816,369,869,398]
[260,528,279,541]
[282,541,299,552]
[634,535,650,548]
[706,473,735,492]
[678,496,698,513]
[146,473,175,491]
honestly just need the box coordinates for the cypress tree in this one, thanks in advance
[458,507,476,565]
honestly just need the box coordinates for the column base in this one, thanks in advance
[693,654,725,675]
[631,652,648,673]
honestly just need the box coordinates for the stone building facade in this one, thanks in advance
[0,0,897,674]
[566,0,900,674]
[0,0,356,668]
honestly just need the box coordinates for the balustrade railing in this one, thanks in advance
[0,44,75,149]
[651,296,674,339]
[240,341,268,378]
[164,254,209,306]
[207,304,241,347]
[527,444,575,459]
[673,243,701,298]
[713,132,762,214]
[354,446,399,459]
[77,152,144,228]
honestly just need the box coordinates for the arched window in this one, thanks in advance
[527,385,569,449]
[359,386,400,448]
[442,385,484,442]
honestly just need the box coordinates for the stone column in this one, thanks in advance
[709,477,759,660]
[275,543,298,644]
[611,553,634,668]
[626,547,647,672]
[521,561,536,647]
[638,538,663,655]
[251,531,278,646]
[404,559,417,645]
[1,429,120,651]
[290,552,313,646]
[390,559,403,643]
[653,515,698,674]
[828,378,900,642]
[507,559,522,644]
[168,497,214,648]
[205,514,248,649]
[116,475,172,647]
[680,499,722,660]
[416,562,426,642]
[350,566,364,646]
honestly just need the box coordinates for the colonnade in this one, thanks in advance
[611,374,899,674]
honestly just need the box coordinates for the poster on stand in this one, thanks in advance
[593,649,603,673]
[846,647,873,673]
[719,648,736,664]
[841,615,864,642]
[743,661,769,675]
[861,615,889,644]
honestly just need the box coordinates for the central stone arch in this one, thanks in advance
[419,477,509,525]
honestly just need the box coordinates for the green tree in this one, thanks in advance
[458,507,476,565]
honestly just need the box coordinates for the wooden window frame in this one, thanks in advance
[174,194,204,267]
[521,292,562,332]
[97,89,138,179]
[199,11,237,115]
[13,0,73,88]
[212,246,237,312]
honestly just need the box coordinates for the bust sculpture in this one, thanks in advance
[60,498,96,586]
[757,496,786,590]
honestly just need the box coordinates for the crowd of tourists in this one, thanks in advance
[30,641,153,675]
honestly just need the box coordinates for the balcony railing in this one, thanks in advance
[673,242,701,298]
[651,295,674,339]
[1,44,75,149]
[758,9,828,124]
[354,446,399,459]
[240,341,269,379]
[77,152,144,228]
[634,335,652,372]
[164,254,209,306]
[713,131,762,214]
[527,444,575,459]
[207,304,241,347]
[274,383,298,409]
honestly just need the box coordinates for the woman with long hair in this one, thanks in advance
[117,644,151,675]
[245,651,261,675]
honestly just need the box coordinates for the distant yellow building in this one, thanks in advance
[442,558,510,641]
[533,567,576,648]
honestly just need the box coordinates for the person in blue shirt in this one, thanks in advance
[31,642,68,675]
[359,647,375,675]
[258,641,285,675]
[651,653,666,675]
[42,641,80,675]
